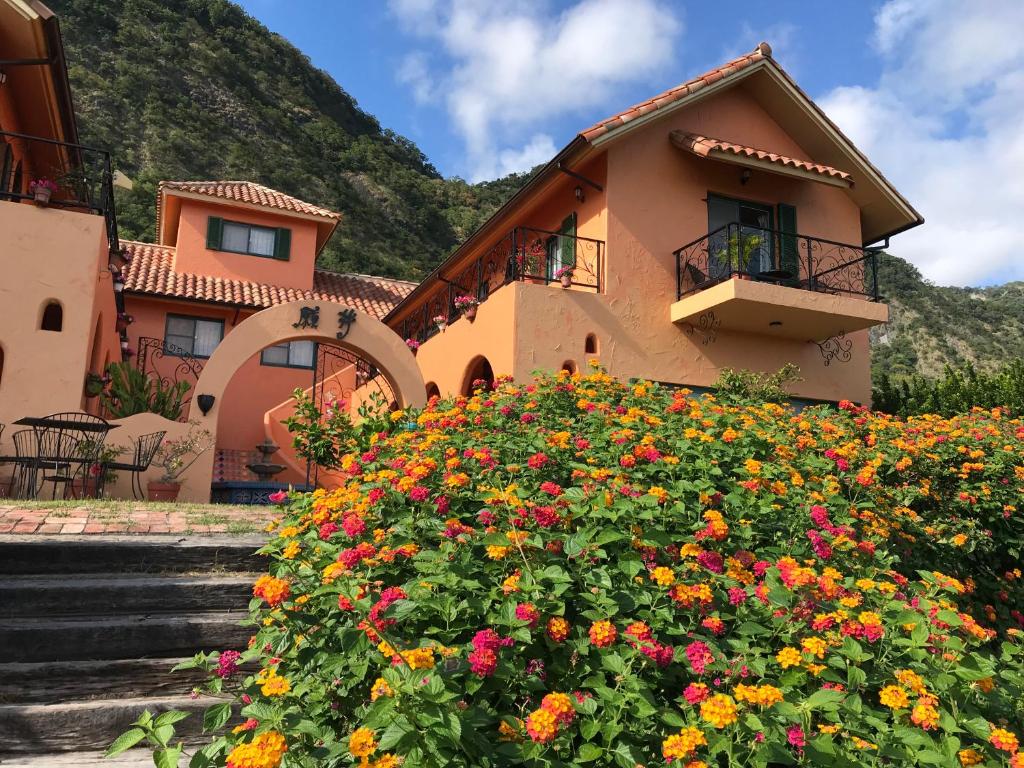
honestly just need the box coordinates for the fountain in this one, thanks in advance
[211,439,310,504]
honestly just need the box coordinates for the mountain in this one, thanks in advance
[50,0,531,280]
[50,0,1021,384]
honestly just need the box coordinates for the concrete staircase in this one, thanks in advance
[0,535,263,764]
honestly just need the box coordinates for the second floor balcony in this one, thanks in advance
[397,225,605,344]
[672,223,888,340]
[1,129,120,258]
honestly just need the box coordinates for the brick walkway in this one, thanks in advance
[0,503,279,535]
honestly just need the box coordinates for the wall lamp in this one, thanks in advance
[0,70,7,86]
[574,184,585,203]
[197,394,216,415]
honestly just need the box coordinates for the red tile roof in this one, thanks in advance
[159,180,342,220]
[670,131,853,184]
[121,240,414,318]
[580,43,772,142]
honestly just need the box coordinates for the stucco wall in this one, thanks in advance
[0,201,117,459]
[102,413,206,502]
[171,199,319,290]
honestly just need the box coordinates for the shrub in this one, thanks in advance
[873,359,1024,417]
[102,361,190,420]
[118,367,1024,768]
[714,364,802,404]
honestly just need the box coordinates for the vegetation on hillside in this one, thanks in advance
[114,369,1024,767]
[51,0,532,279]
[873,358,1024,417]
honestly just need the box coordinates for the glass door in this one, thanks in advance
[707,194,774,279]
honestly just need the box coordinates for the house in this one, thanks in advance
[119,182,415,485]
[384,42,922,405]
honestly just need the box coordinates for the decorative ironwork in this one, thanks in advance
[0,130,120,258]
[398,225,605,343]
[293,305,320,329]
[684,310,721,346]
[811,333,853,366]
[135,336,205,420]
[674,223,880,302]
[336,308,357,340]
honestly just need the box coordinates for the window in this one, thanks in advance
[585,333,598,354]
[707,194,775,278]
[41,302,63,332]
[261,340,316,369]
[206,216,291,260]
[164,314,224,358]
[546,213,578,281]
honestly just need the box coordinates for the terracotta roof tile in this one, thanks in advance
[579,43,772,143]
[121,240,414,319]
[159,180,342,220]
[670,131,853,184]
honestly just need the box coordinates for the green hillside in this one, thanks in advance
[50,0,1022,384]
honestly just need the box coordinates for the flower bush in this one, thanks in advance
[132,367,1024,767]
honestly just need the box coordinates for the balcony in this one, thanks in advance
[671,223,887,340]
[1,130,120,258]
[398,225,604,343]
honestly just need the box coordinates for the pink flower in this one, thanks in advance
[409,486,430,502]
[683,683,710,704]
[268,490,287,504]
[515,603,540,627]
[342,515,366,538]
[787,726,806,752]
[215,650,241,678]
[468,647,497,677]
[684,641,714,674]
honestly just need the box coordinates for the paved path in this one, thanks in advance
[0,502,278,535]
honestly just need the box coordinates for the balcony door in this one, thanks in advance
[707,194,774,279]
[546,213,577,281]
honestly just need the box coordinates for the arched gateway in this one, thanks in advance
[185,300,425,501]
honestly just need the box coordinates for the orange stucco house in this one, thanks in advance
[385,43,922,406]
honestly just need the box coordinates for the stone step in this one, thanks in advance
[0,658,213,705]
[0,695,229,754]
[2,612,252,663]
[0,748,160,766]
[0,574,255,618]
[0,534,266,575]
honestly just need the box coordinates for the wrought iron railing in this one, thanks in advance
[135,336,205,420]
[674,223,879,302]
[0,130,120,257]
[399,225,604,343]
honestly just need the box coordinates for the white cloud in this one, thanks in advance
[389,0,682,181]
[819,0,1024,286]
[397,52,435,104]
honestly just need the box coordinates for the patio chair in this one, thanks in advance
[0,429,42,499]
[33,429,81,500]
[99,430,166,500]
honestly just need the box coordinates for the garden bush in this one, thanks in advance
[123,367,1024,768]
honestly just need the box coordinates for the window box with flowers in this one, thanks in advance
[555,265,575,288]
[405,338,420,356]
[433,314,448,333]
[29,178,58,205]
[453,295,480,320]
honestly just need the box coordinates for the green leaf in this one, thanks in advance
[202,703,232,733]
[935,610,963,627]
[105,728,147,758]
[154,745,183,768]
[578,743,604,762]
[154,711,191,729]
[802,689,845,711]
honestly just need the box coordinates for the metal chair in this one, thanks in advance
[99,431,166,499]
[34,429,81,500]
[0,429,42,499]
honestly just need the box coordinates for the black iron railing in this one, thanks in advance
[135,337,205,420]
[0,130,120,257]
[674,223,879,301]
[399,225,604,343]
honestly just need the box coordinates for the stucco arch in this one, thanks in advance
[184,300,425,500]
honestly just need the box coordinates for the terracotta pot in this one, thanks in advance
[147,481,181,502]
[69,477,100,499]
[33,187,53,205]
[560,274,573,288]
[436,322,446,333]
[464,305,478,320]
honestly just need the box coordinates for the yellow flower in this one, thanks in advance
[958,749,983,766]
[776,647,802,668]
[699,694,737,729]
[879,685,909,710]
[662,726,707,761]
[224,731,287,768]
[259,672,290,697]
[650,566,675,586]
[370,677,393,701]
[349,727,378,758]
[403,647,436,670]
[486,545,509,559]
[800,636,827,659]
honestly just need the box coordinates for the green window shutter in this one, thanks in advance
[206,217,223,250]
[560,213,578,268]
[273,227,291,260]
[776,204,799,284]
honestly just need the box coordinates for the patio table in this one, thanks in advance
[12,416,119,498]
[13,416,119,433]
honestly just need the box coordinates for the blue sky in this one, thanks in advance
[236,0,1024,288]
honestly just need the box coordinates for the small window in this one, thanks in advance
[585,333,598,354]
[207,216,290,260]
[41,302,63,332]
[425,382,440,400]
[164,314,224,358]
[561,360,577,374]
[261,340,316,369]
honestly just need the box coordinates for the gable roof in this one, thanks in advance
[121,240,414,318]
[156,181,342,254]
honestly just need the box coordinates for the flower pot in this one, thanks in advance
[559,275,573,288]
[69,477,100,499]
[410,347,418,357]
[147,481,181,502]
[464,305,478,321]
[115,318,129,333]
[435,322,446,333]
[33,187,53,205]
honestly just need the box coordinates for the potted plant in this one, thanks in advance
[433,314,448,333]
[115,312,134,333]
[148,423,214,501]
[405,338,421,356]
[453,295,480,320]
[84,372,108,398]
[713,231,763,279]
[29,178,58,205]
[555,265,575,288]
[70,441,125,499]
